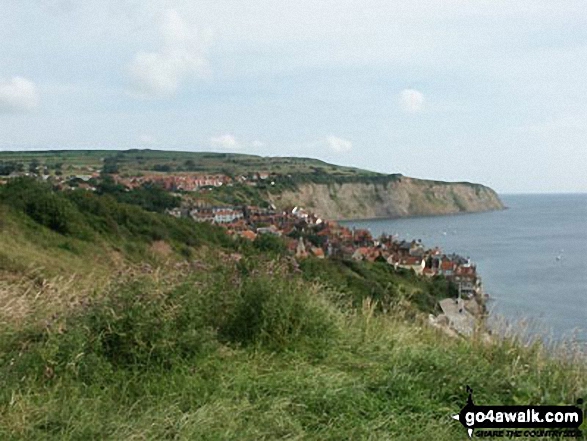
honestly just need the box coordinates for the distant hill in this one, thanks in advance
[0,149,504,219]
[0,149,380,176]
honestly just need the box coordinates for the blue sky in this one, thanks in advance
[0,1,586,193]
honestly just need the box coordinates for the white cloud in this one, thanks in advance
[0,77,40,113]
[399,89,425,113]
[126,9,210,99]
[325,135,352,152]
[210,134,241,150]
[251,140,265,148]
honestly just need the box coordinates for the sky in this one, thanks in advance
[0,1,586,193]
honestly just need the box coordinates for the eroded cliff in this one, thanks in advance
[269,177,504,220]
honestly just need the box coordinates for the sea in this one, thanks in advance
[341,194,587,344]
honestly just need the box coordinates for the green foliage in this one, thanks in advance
[0,264,338,388]
[101,157,119,174]
[152,163,173,172]
[299,257,455,314]
[0,261,585,440]
[0,177,233,251]
[96,176,180,213]
[306,233,327,247]
[66,189,232,247]
[0,161,23,175]
[213,274,338,351]
[0,154,578,439]
[252,233,288,255]
[0,284,212,391]
[28,159,40,174]
[208,182,269,206]
[279,172,403,187]
[0,178,88,237]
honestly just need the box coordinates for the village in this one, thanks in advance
[0,167,483,300]
[0,161,276,192]
[168,200,483,300]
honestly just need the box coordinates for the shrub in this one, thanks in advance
[252,234,287,255]
[96,177,180,213]
[0,178,87,237]
[213,274,340,351]
[0,279,218,386]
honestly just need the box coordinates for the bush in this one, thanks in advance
[252,234,287,255]
[0,178,87,237]
[299,257,455,315]
[0,280,217,387]
[96,177,180,213]
[0,266,339,392]
[65,188,233,248]
[205,271,340,351]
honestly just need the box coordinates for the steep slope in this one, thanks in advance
[0,179,584,440]
[270,177,504,220]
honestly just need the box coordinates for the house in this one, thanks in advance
[453,266,479,297]
[438,260,456,276]
[397,240,412,254]
[190,208,214,223]
[352,247,370,261]
[292,206,309,219]
[240,230,257,241]
[166,207,184,218]
[353,229,373,245]
[422,268,436,277]
[408,241,425,257]
[212,207,244,224]
[295,239,308,258]
[310,247,325,259]
[386,253,400,266]
[396,256,426,275]
[256,225,281,236]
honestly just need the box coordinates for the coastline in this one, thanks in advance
[334,206,507,223]
[341,194,587,344]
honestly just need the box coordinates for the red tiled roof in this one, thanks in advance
[311,247,324,257]
[241,230,257,241]
[440,261,455,270]
[400,257,422,265]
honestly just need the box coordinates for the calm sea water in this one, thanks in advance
[341,194,587,343]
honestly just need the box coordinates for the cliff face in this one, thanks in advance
[269,177,504,220]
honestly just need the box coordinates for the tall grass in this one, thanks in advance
[0,181,585,439]
[0,257,585,440]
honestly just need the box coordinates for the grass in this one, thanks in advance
[0,181,584,440]
[0,150,378,179]
[0,256,585,440]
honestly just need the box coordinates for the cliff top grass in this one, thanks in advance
[0,149,485,185]
[0,149,380,178]
[0,179,583,440]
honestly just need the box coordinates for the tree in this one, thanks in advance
[0,162,20,176]
[253,234,287,255]
[29,159,40,174]
[152,164,172,172]
[102,157,119,174]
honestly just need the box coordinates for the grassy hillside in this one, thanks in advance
[0,149,380,179]
[0,180,584,440]
[0,149,505,219]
